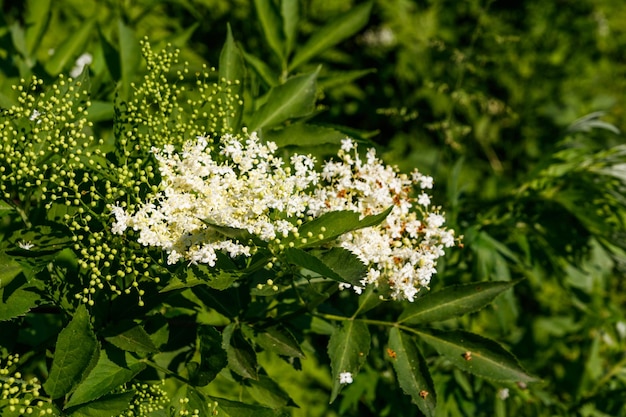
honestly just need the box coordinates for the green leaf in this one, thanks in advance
[294,206,393,248]
[219,23,245,132]
[244,324,305,358]
[102,321,158,354]
[0,274,40,321]
[398,280,521,325]
[253,0,285,64]
[193,325,227,386]
[44,19,95,75]
[65,346,146,409]
[289,1,373,71]
[263,122,346,148]
[242,49,279,87]
[65,392,135,417]
[328,319,370,403]
[25,0,51,57]
[284,247,345,282]
[388,328,436,417]
[44,305,99,399]
[98,26,120,81]
[118,18,140,102]
[317,247,368,286]
[245,374,298,408]
[192,285,247,318]
[247,68,319,132]
[215,397,277,417]
[318,69,376,90]
[222,324,258,380]
[415,329,537,383]
[353,287,383,317]
[0,251,22,290]
[281,0,299,57]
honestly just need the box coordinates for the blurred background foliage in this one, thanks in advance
[1,0,626,415]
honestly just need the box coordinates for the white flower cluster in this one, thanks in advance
[112,133,317,266]
[111,134,455,301]
[310,138,455,301]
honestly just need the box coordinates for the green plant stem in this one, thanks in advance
[141,358,192,385]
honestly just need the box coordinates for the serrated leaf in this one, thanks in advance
[102,321,158,354]
[246,374,298,408]
[253,0,285,63]
[65,392,135,417]
[44,19,95,75]
[416,329,537,383]
[289,1,372,71]
[215,397,277,417]
[328,320,370,403]
[194,325,227,386]
[295,207,392,248]
[65,347,146,409]
[317,247,367,286]
[263,122,346,148]
[284,247,345,282]
[388,328,436,417]
[222,324,258,380]
[219,23,245,131]
[0,274,40,321]
[247,69,319,132]
[174,385,211,417]
[398,280,520,325]
[245,324,304,358]
[44,305,99,399]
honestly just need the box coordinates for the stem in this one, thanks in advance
[141,359,192,385]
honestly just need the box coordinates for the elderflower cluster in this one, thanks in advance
[112,134,455,301]
[0,354,54,416]
[309,138,455,301]
[113,132,317,266]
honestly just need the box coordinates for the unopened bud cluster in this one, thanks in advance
[0,354,54,416]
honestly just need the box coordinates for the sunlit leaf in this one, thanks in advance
[281,0,299,57]
[102,321,158,354]
[289,1,372,71]
[64,392,134,417]
[219,23,245,131]
[245,375,298,408]
[263,122,346,148]
[247,68,319,132]
[388,328,436,417]
[416,329,537,383]
[244,323,305,359]
[65,346,146,408]
[25,0,51,56]
[328,319,370,403]
[44,305,99,399]
[253,0,285,64]
[44,19,95,76]
[398,280,520,325]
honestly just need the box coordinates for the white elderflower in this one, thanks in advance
[308,141,455,301]
[114,132,319,265]
[114,133,455,302]
[339,371,353,384]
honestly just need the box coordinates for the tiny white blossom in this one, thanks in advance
[29,110,41,123]
[70,52,93,78]
[17,241,35,250]
[339,372,353,384]
[497,388,510,400]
